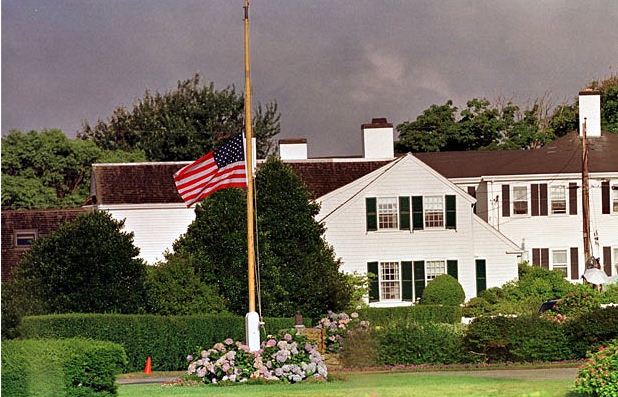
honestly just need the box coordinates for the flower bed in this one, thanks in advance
[187,331,327,384]
[575,339,618,397]
[316,311,369,353]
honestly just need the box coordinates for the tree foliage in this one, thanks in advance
[5,211,148,317]
[78,74,281,161]
[1,129,144,209]
[173,157,352,319]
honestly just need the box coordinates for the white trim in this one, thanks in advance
[96,203,191,210]
[378,261,402,302]
[550,248,570,279]
[511,185,530,217]
[473,215,522,252]
[480,172,618,183]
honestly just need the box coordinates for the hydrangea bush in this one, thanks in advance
[187,330,327,384]
[575,339,618,397]
[316,311,369,353]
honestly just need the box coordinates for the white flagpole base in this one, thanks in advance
[245,311,261,352]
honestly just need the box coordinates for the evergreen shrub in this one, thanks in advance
[421,274,465,306]
[1,338,126,397]
[564,306,618,358]
[359,305,462,326]
[19,313,308,372]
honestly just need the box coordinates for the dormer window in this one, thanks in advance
[15,230,37,248]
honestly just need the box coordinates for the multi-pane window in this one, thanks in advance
[424,196,444,228]
[512,186,528,215]
[15,230,37,248]
[378,197,398,230]
[550,186,567,214]
[379,262,400,300]
[426,260,446,282]
[552,250,568,277]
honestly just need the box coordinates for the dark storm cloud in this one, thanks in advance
[2,0,617,156]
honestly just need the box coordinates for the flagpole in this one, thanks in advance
[243,0,260,352]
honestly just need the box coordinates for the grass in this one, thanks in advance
[118,371,579,397]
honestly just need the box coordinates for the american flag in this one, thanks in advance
[174,134,247,207]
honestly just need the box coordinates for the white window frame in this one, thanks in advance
[423,196,445,229]
[425,260,446,283]
[14,229,37,249]
[551,249,569,279]
[550,185,567,215]
[613,247,618,277]
[378,261,401,301]
[512,185,529,216]
[612,184,618,214]
[377,197,398,230]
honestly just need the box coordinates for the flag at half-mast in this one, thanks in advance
[174,133,247,207]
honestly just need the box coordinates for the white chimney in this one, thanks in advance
[362,118,394,159]
[279,138,308,160]
[579,90,601,138]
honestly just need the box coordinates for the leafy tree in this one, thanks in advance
[588,74,618,133]
[7,211,148,315]
[173,157,352,319]
[395,101,457,152]
[549,103,578,137]
[1,129,144,209]
[145,254,227,315]
[79,74,281,161]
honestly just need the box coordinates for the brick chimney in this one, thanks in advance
[362,118,394,159]
[279,138,308,160]
[579,90,601,138]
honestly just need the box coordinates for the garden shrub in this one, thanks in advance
[565,306,618,358]
[1,338,127,397]
[600,283,618,304]
[375,321,473,365]
[359,305,462,326]
[339,327,378,368]
[575,339,618,397]
[465,315,573,362]
[550,283,601,318]
[462,297,492,318]
[421,274,465,306]
[19,313,308,372]
[316,311,369,353]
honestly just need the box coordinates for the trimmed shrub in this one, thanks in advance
[376,322,473,365]
[575,339,618,397]
[1,338,127,397]
[465,315,573,362]
[565,306,618,358]
[359,305,462,326]
[19,313,309,372]
[550,284,601,318]
[421,274,465,306]
[462,297,492,318]
[600,284,618,304]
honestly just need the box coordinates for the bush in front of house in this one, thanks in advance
[564,306,618,358]
[464,315,573,362]
[359,305,462,326]
[1,338,127,397]
[19,313,308,372]
[575,339,618,397]
[421,274,465,306]
[375,321,473,365]
[549,283,601,318]
[600,283,618,304]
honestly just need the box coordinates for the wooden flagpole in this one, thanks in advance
[243,0,260,351]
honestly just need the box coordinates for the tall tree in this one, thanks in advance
[1,129,144,209]
[78,74,281,161]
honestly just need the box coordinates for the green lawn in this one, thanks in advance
[119,371,579,397]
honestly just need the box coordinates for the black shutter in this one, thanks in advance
[413,261,425,301]
[399,196,410,230]
[447,260,458,279]
[446,195,456,229]
[502,185,510,217]
[602,181,610,214]
[401,261,413,301]
[475,259,486,295]
[532,248,540,266]
[604,246,612,276]
[531,184,539,216]
[569,183,578,215]
[570,247,579,280]
[541,248,549,269]
[368,262,379,302]
[366,198,377,231]
[539,184,548,216]
[412,196,424,230]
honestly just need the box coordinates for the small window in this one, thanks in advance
[613,185,618,214]
[15,230,37,247]
[379,262,401,301]
[512,186,528,215]
[426,260,446,282]
[377,197,398,230]
[550,186,567,214]
[614,248,618,275]
[424,196,444,228]
[552,250,568,277]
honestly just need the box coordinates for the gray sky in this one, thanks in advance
[3,0,617,157]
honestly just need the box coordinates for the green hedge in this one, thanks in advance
[375,322,473,365]
[465,315,573,362]
[19,313,308,372]
[1,338,127,397]
[359,305,462,326]
[564,306,618,358]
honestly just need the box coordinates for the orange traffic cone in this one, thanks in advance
[144,356,152,375]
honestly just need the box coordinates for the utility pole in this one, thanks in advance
[243,0,260,352]
[582,118,592,267]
